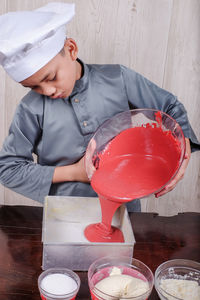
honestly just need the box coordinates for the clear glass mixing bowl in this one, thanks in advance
[88,256,154,300]
[85,109,186,200]
[155,259,200,300]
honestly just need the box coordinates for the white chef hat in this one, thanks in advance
[0,2,75,82]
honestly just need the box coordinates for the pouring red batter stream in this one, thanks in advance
[84,112,182,243]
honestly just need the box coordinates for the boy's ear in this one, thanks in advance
[64,38,78,61]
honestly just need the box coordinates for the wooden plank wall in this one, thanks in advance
[0,0,199,215]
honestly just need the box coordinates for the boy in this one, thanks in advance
[0,3,199,211]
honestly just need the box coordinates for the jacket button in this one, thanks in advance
[83,121,88,127]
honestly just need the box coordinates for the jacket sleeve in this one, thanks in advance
[0,94,55,203]
[121,65,200,152]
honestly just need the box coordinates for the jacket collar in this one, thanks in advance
[70,58,89,96]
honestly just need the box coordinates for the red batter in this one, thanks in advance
[84,117,182,243]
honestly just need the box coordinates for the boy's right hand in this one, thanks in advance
[73,156,90,183]
[52,155,90,184]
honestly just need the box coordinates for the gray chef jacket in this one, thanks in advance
[0,59,199,208]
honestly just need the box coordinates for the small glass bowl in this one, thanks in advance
[38,268,80,300]
[88,255,154,300]
[155,259,200,299]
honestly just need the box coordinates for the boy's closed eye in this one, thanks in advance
[48,74,56,81]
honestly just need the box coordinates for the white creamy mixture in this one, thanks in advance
[160,278,200,300]
[94,267,149,299]
[41,273,77,295]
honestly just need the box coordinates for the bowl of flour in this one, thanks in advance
[155,259,200,300]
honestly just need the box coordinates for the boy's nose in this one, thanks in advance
[41,83,56,97]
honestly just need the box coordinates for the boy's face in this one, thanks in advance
[20,39,81,99]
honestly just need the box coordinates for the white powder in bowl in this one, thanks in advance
[41,273,77,295]
[160,278,200,300]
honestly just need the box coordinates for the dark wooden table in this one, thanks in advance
[0,205,199,300]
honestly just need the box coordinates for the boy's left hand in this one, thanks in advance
[155,138,191,198]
